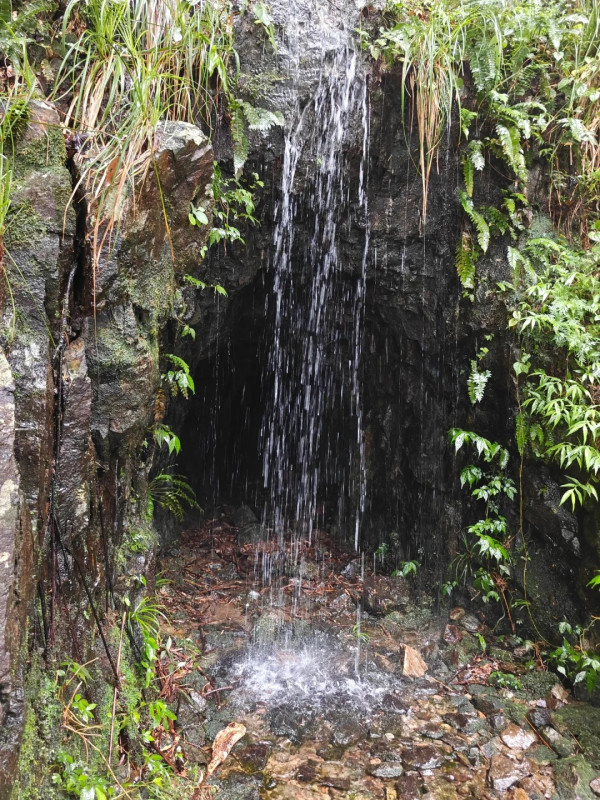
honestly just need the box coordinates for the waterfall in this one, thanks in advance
[260,44,370,554]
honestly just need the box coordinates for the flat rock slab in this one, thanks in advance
[489,754,531,792]
[501,723,538,750]
[402,744,444,771]
[367,761,404,779]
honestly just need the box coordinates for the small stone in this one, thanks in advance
[332,715,365,746]
[489,713,507,731]
[441,733,470,753]
[368,762,405,779]
[236,743,270,773]
[590,776,600,796]
[545,683,570,710]
[395,774,422,800]
[267,706,304,743]
[382,693,409,713]
[500,724,537,750]
[527,744,557,765]
[527,708,552,729]
[444,624,463,644]
[472,694,503,715]
[488,754,530,792]
[507,789,530,800]
[318,763,353,790]
[422,723,446,740]
[449,607,466,621]
[459,613,481,633]
[295,763,319,783]
[402,744,443,770]
[540,725,575,757]
[450,697,477,716]
[480,739,498,760]
[442,713,470,730]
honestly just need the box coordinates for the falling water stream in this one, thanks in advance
[260,45,370,554]
[222,12,378,702]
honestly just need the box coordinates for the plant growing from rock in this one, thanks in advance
[448,428,517,626]
[503,234,600,510]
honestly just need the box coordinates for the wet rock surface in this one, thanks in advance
[156,516,600,800]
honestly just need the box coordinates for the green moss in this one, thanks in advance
[237,70,285,102]
[13,125,66,175]
[94,318,146,374]
[119,250,177,329]
[12,656,63,800]
[4,200,47,248]
[115,520,158,573]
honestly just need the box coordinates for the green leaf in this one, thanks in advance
[189,205,209,226]
[588,572,600,589]
[463,156,474,197]
[456,232,476,288]
[459,191,490,253]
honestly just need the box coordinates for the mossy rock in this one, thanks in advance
[552,704,600,768]
[518,669,560,701]
[553,755,598,800]
[11,657,63,800]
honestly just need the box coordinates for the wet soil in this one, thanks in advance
[157,515,600,800]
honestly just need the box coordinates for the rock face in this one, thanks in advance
[1,0,599,790]
[167,0,591,645]
[0,105,214,795]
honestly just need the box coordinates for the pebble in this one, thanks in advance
[489,713,507,731]
[395,774,422,800]
[500,723,537,750]
[318,763,353,790]
[444,624,463,643]
[368,761,405,779]
[488,753,531,792]
[527,707,552,729]
[590,776,600,796]
[459,613,481,633]
[540,725,575,757]
[402,744,444,770]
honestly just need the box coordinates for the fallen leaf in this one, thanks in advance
[402,644,428,677]
[204,722,246,781]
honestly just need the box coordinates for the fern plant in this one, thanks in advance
[147,472,198,522]
[231,100,284,174]
[506,235,600,509]
[449,429,516,612]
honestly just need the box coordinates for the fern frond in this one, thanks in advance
[516,412,528,456]
[495,124,527,181]
[468,361,492,404]
[456,231,476,289]
[459,190,490,253]
[240,101,284,131]
[463,156,474,197]
[468,140,485,171]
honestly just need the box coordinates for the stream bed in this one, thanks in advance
[156,513,600,800]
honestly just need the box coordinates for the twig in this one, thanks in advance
[56,519,121,687]
[108,610,126,764]
[202,685,235,697]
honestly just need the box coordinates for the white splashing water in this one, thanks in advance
[226,635,405,713]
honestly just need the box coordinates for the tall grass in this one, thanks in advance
[371,0,600,226]
[55,0,237,270]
